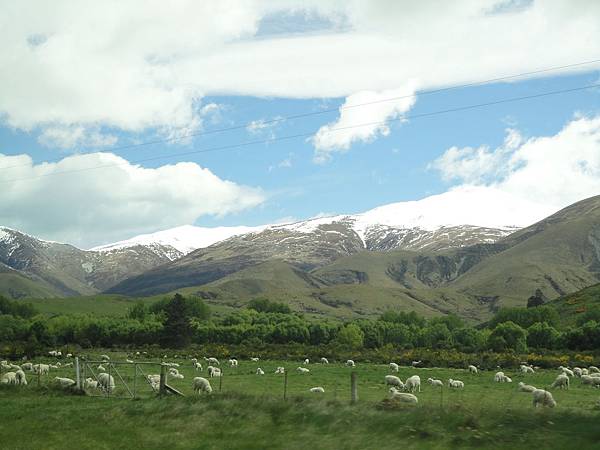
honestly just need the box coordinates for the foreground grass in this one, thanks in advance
[1,386,599,450]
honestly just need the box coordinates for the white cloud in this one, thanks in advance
[37,125,118,149]
[2,1,600,147]
[0,152,265,248]
[430,115,600,218]
[312,84,417,162]
[268,153,294,172]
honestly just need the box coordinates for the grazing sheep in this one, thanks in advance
[389,387,418,404]
[168,368,180,376]
[494,372,511,383]
[56,351,62,357]
[33,364,49,375]
[558,366,574,377]
[147,374,161,385]
[256,368,265,375]
[63,362,73,368]
[345,360,355,367]
[573,367,583,377]
[54,377,76,388]
[518,382,537,393]
[85,378,98,389]
[9,364,21,371]
[126,359,134,364]
[581,375,600,387]
[100,354,110,361]
[97,365,106,372]
[66,353,73,358]
[582,368,589,376]
[448,379,465,389]
[411,360,422,368]
[205,357,220,365]
[404,375,421,393]
[275,367,285,374]
[385,375,404,389]
[191,358,198,364]
[1,372,17,384]
[520,365,534,374]
[192,377,212,395]
[389,363,399,372]
[589,366,600,374]
[15,369,27,386]
[303,358,310,365]
[320,357,329,364]
[170,373,184,380]
[48,350,58,357]
[428,378,443,388]
[250,357,259,362]
[49,364,60,370]
[228,359,238,367]
[310,387,325,393]
[551,373,570,390]
[98,373,115,393]
[21,362,33,371]
[296,367,310,374]
[207,366,221,378]
[468,365,478,374]
[532,389,556,408]
[194,362,203,371]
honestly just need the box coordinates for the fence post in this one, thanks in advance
[283,370,288,400]
[219,373,222,392]
[159,364,166,395]
[107,363,112,398]
[37,366,41,387]
[75,357,81,391]
[350,372,358,404]
[133,364,137,399]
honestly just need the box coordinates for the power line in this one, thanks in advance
[1,57,600,172]
[1,81,599,185]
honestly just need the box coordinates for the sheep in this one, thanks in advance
[9,364,21,371]
[494,372,511,382]
[532,389,556,408]
[389,387,418,404]
[98,373,115,393]
[33,364,49,375]
[297,367,310,374]
[1,372,17,384]
[589,366,600,374]
[54,377,76,388]
[310,386,325,393]
[558,366,574,377]
[581,375,600,387]
[468,365,478,374]
[194,362,203,371]
[448,379,464,389]
[191,358,198,364]
[551,373,570,390]
[411,360,422,368]
[168,368,180,376]
[518,382,537,393]
[250,357,259,362]
[345,360,355,367]
[49,364,60,370]
[100,354,110,361]
[427,378,443,388]
[97,365,106,372]
[385,375,404,389]
[205,357,220,365]
[404,375,421,393]
[228,359,238,367]
[66,353,73,358]
[320,357,329,364]
[256,368,265,375]
[85,378,98,389]
[389,362,399,372]
[582,368,589,376]
[170,373,185,380]
[22,362,33,371]
[573,367,583,377]
[303,358,310,365]
[207,366,221,378]
[275,367,285,374]
[15,369,27,386]
[192,377,212,395]
[56,351,62,357]
[126,359,134,364]
[520,365,534,374]
[48,350,58,357]
[147,374,161,385]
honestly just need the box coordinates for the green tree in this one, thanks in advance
[527,322,560,349]
[161,294,193,348]
[127,301,147,321]
[487,321,527,352]
[335,323,364,349]
[247,298,291,314]
[526,289,546,308]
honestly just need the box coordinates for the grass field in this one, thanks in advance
[2,351,600,449]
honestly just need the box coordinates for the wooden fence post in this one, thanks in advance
[219,372,222,392]
[350,372,358,404]
[159,364,166,396]
[283,370,288,400]
[75,357,81,391]
[37,366,41,387]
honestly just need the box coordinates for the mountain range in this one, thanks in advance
[2,192,600,322]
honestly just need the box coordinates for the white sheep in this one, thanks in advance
[558,366,574,377]
[207,366,221,377]
[66,353,73,358]
[389,387,418,404]
[589,366,600,373]
[532,389,556,408]
[518,382,536,393]
[389,362,399,372]
[56,351,62,357]
[192,377,212,395]
[385,375,404,389]
[85,378,98,389]
[520,365,534,374]
[404,375,421,393]
[303,358,310,365]
[49,364,60,370]
[1,372,17,384]
[468,365,478,374]
[15,369,27,386]
[310,387,325,393]
[494,372,511,382]
[194,362,203,371]
[582,368,589,376]
[427,377,443,387]
[170,373,184,380]
[63,362,73,368]
[275,367,285,374]
[22,362,33,371]
[256,368,265,375]
[48,350,58,357]
[191,358,198,364]
[33,364,49,375]
[9,363,21,371]
[98,373,115,393]
[320,357,329,364]
[100,354,110,361]
[228,359,238,367]
[345,360,355,367]
[297,367,310,374]
[551,373,570,390]
[205,357,220,365]
[573,367,583,377]
[250,357,259,362]
[581,375,600,387]
[126,359,134,364]
[448,379,464,389]
[411,360,422,367]
[54,377,76,388]
[168,368,180,376]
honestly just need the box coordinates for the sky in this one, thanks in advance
[1,0,600,248]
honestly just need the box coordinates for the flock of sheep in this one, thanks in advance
[2,351,600,409]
